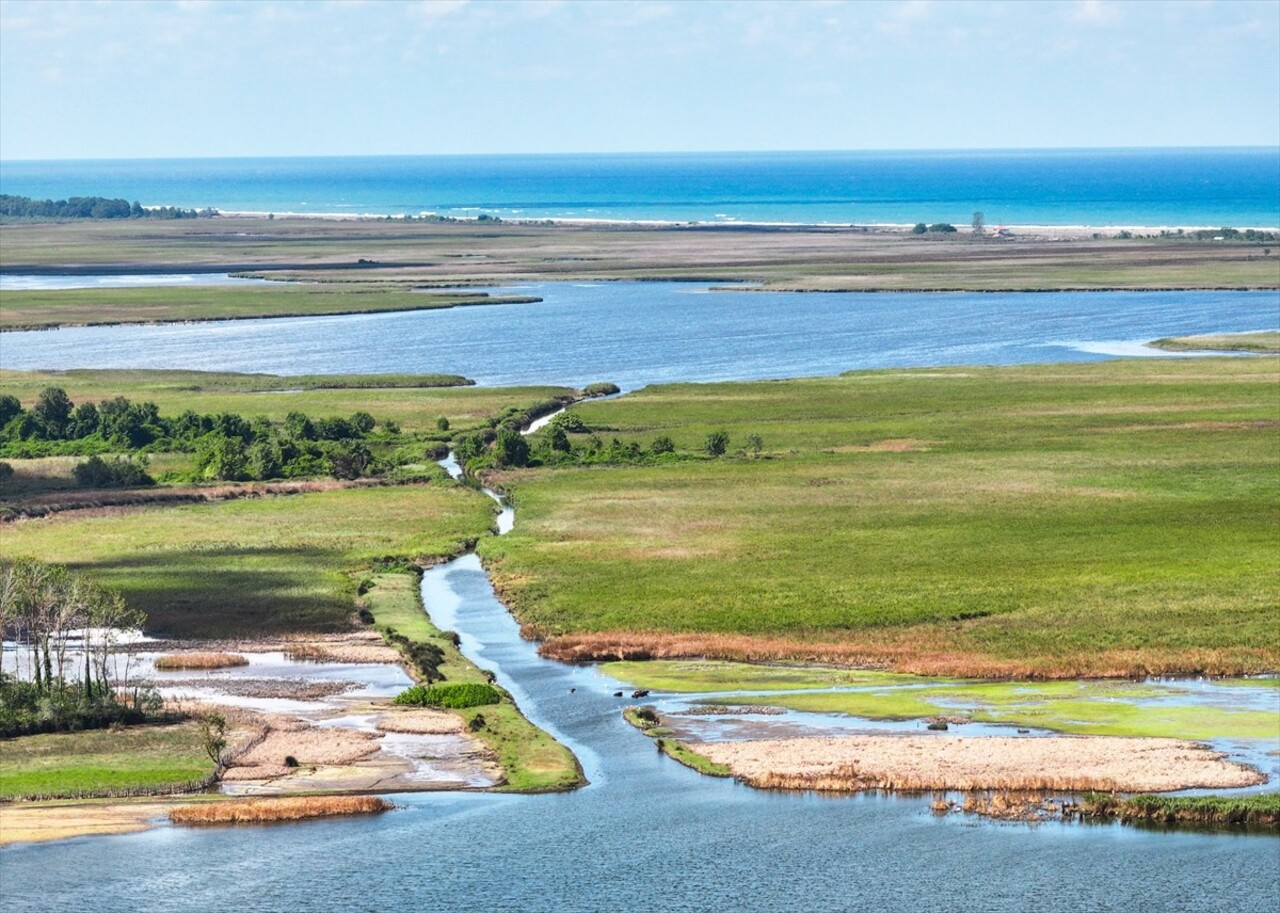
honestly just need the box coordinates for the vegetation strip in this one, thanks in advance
[2,218,1276,291]
[168,795,392,825]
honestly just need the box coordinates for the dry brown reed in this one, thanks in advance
[169,796,391,825]
[154,652,249,670]
[539,631,1279,680]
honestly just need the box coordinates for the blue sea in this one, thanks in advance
[2,148,1278,227]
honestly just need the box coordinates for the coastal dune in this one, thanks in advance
[692,735,1265,794]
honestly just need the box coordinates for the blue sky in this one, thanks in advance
[1,0,1277,160]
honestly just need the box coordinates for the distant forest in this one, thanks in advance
[0,194,214,220]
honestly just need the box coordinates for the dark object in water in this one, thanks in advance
[1017,728,1031,734]
[926,721,949,731]
[632,690,650,699]
[614,692,624,697]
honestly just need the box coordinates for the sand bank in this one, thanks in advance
[693,734,1265,793]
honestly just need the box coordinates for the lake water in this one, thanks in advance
[3,149,1278,227]
[3,284,1277,388]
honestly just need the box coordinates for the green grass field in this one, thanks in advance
[0,723,213,799]
[480,358,1280,677]
[0,483,496,637]
[0,285,539,330]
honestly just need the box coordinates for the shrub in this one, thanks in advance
[393,682,502,709]
[71,455,155,488]
[705,430,730,456]
[911,222,927,234]
[928,223,957,233]
[650,435,675,455]
[582,382,621,397]
[551,412,590,433]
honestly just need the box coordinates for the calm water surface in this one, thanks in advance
[3,284,1277,387]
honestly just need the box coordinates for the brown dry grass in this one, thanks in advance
[233,727,379,769]
[284,643,401,664]
[374,710,465,735]
[153,652,249,670]
[694,735,1265,794]
[169,796,391,825]
[539,631,1279,680]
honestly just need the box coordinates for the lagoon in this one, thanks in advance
[3,284,1276,388]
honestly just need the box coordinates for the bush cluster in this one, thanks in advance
[393,682,502,709]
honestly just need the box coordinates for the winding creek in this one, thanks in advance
[3,287,1280,911]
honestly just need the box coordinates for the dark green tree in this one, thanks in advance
[33,387,73,438]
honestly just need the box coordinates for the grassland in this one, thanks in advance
[480,358,1280,678]
[0,285,540,330]
[0,483,496,637]
[1150,331,1280,354]
[362,572,583,791]
[2,218,1275,292]
[0,722,213,799]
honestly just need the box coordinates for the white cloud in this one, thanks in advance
[1070,0,1120,26]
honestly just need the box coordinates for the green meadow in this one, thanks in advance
[481,358,1280,677]
[0,723,213,799]
[0,483,496,637]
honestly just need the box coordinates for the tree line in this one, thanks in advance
[0,194,212,220]
[0,387,395,484]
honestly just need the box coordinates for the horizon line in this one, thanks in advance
[3,145,1279,165]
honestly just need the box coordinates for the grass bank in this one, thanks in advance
[1078,792,1280,828]
[0,285,540,330]
[0,722,213,799]
[481,358,1279,677]
[363,572,583,791]
[1149,331,1280,354]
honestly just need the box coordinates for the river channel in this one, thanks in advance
[2,286,1279,911]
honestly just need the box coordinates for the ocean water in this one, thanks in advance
[2,148,1278,227]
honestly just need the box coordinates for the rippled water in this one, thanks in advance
[4,284,1276,388]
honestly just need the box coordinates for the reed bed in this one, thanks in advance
[154,652,249,671]
[693,735,1264,794]
[169,795,392,825]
